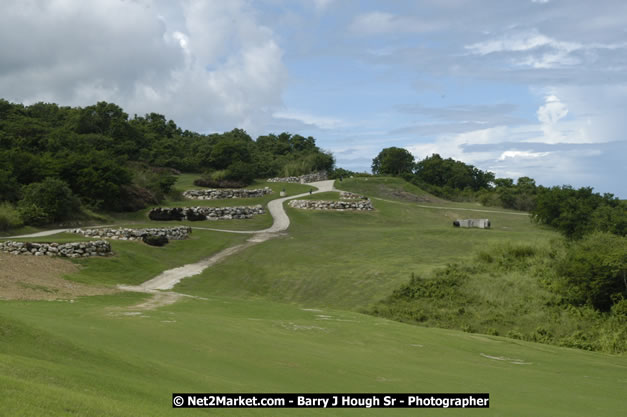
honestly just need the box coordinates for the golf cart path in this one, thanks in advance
[6,180,335,239]
[120,180,336,303]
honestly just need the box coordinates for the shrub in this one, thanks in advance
[18,178,80,225]
[142,234,169,247]
[17,204,48,226]
[224,161,256,185]
[556,232,626,311]
[0,202,23,231]
[113,185,157,212]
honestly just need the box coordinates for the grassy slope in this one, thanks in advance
[177,178,554,309]
[1,296,625,417]
[1,176,625,416]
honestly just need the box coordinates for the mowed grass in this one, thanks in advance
[63,229,249,287]
[0,295,625,417]
[2,176,624,416]
[177,178,555,309]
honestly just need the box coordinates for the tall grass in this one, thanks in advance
[371,242,626,353]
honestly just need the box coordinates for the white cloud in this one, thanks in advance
[0,0,287,134]
[498,150,549,160]
[349,11,443,35]
[466,29,627,69]
[273,110,345,129]
[312,0,335,12]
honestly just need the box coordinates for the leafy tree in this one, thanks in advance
[414,153,494,191]
[532,186,620,239]
[18,178,80,224]
[556,232,627,311]
[372,147,415,176]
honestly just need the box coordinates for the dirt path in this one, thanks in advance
[119,180,336,309]
[370,197,530,216]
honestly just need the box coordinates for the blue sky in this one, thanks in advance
[1,0,626,196]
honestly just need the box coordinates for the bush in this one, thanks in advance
[0,202,23,231]
[142,234,169,246]
[224,161,256,184]
[556,232,626,311]
[18,178,80,225]
[113,185,157,212]
[18,204,48,226]
[193,178,248,189]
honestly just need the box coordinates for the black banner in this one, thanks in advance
[172,393,489,408]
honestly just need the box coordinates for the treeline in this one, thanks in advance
[0,99,334,229]
[371,147,626,239]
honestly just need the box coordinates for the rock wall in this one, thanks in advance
[267,171,328,183]
[149,205,265,221]
[339,191,368,200]
[70,226,191,240]
[183,187,272,200]
[0,240,112,258]
[288,199,374,211]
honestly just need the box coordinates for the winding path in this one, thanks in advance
[7,180,527,309]
[117,180,336,306]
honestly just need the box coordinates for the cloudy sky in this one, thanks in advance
[2,0,626,196]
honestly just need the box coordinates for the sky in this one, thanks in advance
[1,0,626,197]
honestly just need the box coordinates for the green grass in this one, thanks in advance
[108,177,316,232]
[177,183,556,309]
[298,191,342,201]
[1,176,624,416]
[337,176,434,201]
[64,229,249,287]
[1,295,625,416]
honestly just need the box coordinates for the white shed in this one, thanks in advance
[453,219,491,229]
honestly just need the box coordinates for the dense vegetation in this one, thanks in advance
[371,236,626,353]
[372,147,626,239]
[369,149,626,347]
[0,99,333,229]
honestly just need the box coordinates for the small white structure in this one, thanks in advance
[453,219,491,229]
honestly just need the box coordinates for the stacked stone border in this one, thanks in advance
[149,205,265,221]
[70,226,192,240]
[183,187,273,200]
[339,191,368,200]
[0,240,112,258]
[267,171,328,183]
[288,199,374,211]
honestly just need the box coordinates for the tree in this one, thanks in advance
[18,178,80,225]
[557,233,627,311]
[532,186,619,239]
[372,147,415,176]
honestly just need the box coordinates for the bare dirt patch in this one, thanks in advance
[0,253,116,300]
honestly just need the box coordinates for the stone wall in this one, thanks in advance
[267,171,328,183]
[0,240,112,258]
[70,226,191,240]
[339,191,368,200]
[288,199,374,211]
[149,205,265,221]
[183,187,272,200]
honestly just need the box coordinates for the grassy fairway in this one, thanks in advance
[177,179,556,309]
[1,176,624,416]
[0,295,625,416]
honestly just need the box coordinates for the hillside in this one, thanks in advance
[1,175,625,416]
